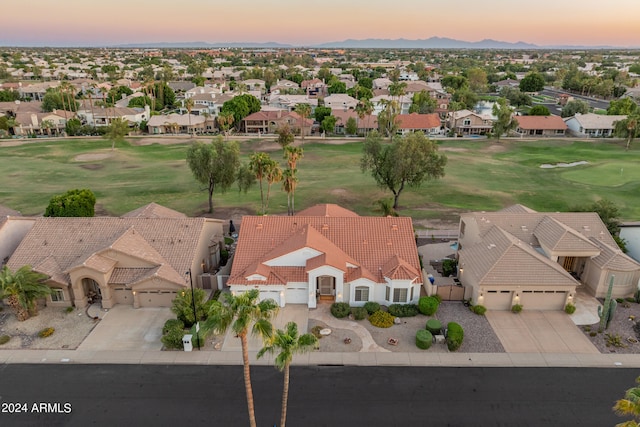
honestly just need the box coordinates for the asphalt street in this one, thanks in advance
[0,364,635,427]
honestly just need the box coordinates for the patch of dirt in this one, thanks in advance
[79,163,104,170]
[74,152,113,162]
[439,147,469,152]
[481,143,509,153]
[580,301,640,354]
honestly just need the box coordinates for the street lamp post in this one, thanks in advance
[186,269,200,350]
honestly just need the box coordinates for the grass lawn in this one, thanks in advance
[1,136,639,221]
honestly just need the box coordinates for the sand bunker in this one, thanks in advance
[74,152,113,162]
[540,161,588,169]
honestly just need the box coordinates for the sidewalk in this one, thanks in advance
[2,348,639,368]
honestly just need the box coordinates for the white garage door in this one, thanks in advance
[259,290,281,306]
[286,286,308,304]
[113,288,134,305]
[483,290,512,310]
[138,291,177,307]
[520,290,566,310]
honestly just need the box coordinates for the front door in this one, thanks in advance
[317,276,335,301]
[82,278,102,303]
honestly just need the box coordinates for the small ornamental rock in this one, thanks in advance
[394,317,402,325]
[319,328,332,336]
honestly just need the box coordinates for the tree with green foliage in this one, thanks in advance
[441,75,468,92]
[216,111,234,140]
[409,90,437,114]
[328,80,346,94]
[466,68,488,93]
[501,87,532,107]
[561,99,590,118]
[356,99,374,136]
[613,375,640,427]
[519,72,546,93]
[528,105,551,116]
[347,84,373,100]
[65,117,82,136]
[186,137,240,213]
[608,98,638,115]
[275,123,294,148]
[377,99,400,141]
[102,117,128,150]
[321,115,336,134]
[258,321,317,427]
[614,113,640,150]
[0,265,50,321]
[41,88,65,112]
[452,88,479,110]
[204,289,279,427]
[171,288,213,327]
[345,116,358,135]
[575,199,627,251]
[221,94,261,131]
[361,131,447,209]
[236,163,256,194]
[491,98,517,140]
[294,103,311,141]
[44,189,96,217]
[313,106,332,124]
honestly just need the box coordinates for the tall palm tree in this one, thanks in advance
[283,146,303,215]
[264,162,283,215]
[205,289,279,427]
[217,111,234,140]
[294,103,311,142]
[0,265,50,321]
[613,376,640,426]
[249,152,278,215]
[257,322,317,427]
[356,99,373,136]
[184,97,195,137]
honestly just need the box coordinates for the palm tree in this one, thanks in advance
[613,376,640,426]
[283,146,303,215]
[41,119,54,137]
[0,265,50,321]
[264,162,283,215]
[249,152,278,215]
[294,103,311,141]
[205,289,279,427]
[356,99,373,136]
[257,321,317,427]
[184,97,195,137]
[217,111,234,140]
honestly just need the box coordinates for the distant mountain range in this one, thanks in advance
[114,37,632,50]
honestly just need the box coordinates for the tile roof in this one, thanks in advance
[459,225,577,286]
[515,115,567,130]
[229,208,421,286]
[533,216,599,253]
[396,113,441,130]
[567,113,627,129]
[121,203,186,219]
[589,238,640,271]
[7,217,214,288]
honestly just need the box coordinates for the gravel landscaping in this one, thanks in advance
[580,300,640,354]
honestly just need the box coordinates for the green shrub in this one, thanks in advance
[388,304,419,317]
[616,298,625,303]
[416,329,433,350]
[331,302,351,318]
[446,322,464,351]
[418,296,440,316]
[38,327,55,338]
[589,331,597,337]
[433,294,443,303]
[472,305,487,315]
[625,297,636,303]
[171,288,213,327]
[161,326,186,350]
[351,307,368,320]
[311,325,323,339]
[0,335,10,345]
[163,318,185,335]
[442,259,457,277]
[511,304,523,313]
[64,306,74,314]
[369,310,396,328]
[363,301,381,315]
[564,303,576,314]
[425,319,442,334]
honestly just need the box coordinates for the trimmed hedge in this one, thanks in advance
[330,302,351,318]
[388,304,419,317]
[161,326,185,350]
[38,327,55,338]
[0,335,10,345]
[418,296,440,316]
[472,305,487,315]
[511,304,523,313]
[425,318,442,334]
[446,322,464,351]
[369,310,395,328]
[364,301,381,315]
[416,329,433,350]
[351,307,368,320]
[163,318,185,335]
[564,303,576,314]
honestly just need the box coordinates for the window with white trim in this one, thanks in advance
[51,288,64,302]
[354,286,369,302]
[393,288,408,303]
[385,286,390,301]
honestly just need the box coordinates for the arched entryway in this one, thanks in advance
[82,278,102,304]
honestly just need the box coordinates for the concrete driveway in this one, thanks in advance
[486,311,599,354]
[78,305,172,351]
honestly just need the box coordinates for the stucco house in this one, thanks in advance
[147,113,207,134]
[513,115,568,137]
[396,113,441,135]
[447,109,494,135]
[323,94,358,111]
[241,110,313,135]
[564,113,627,137]
[227,204,423,308]
[457,205,640,310]
[2,203,225,310]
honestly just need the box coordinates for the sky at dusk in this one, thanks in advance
[2,0,640,47]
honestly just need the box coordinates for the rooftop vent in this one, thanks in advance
[256,223,263,230]
[391,224,398,231]
[322,224,329,231]
[487,243,496,249]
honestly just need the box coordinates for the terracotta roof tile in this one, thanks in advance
[396,113,441,130]
[515,115,567,130]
